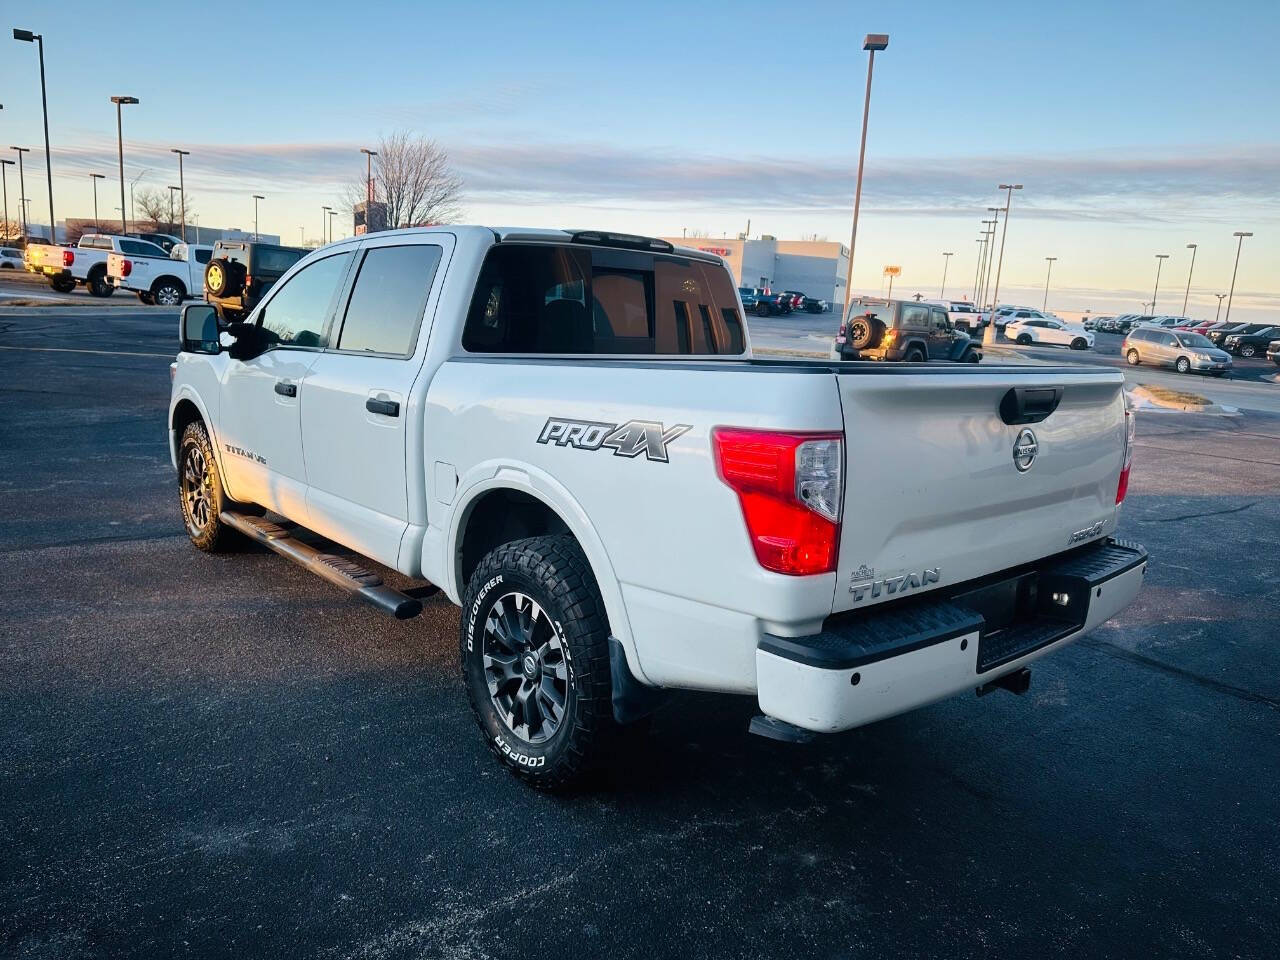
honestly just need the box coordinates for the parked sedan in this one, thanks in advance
[1005,317,1094,349]
[1267,338,1280,366]
[1223,326,1279,358]
[1123,328,1233,375]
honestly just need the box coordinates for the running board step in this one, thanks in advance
[220,511,424,620]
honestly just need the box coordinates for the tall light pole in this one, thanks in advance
[110,96,139,235]
[1223,231,1252,324]
[976,221,994,303]
[299,226,305,245]
[1181,242,1197,315]
[13,30,56,242]
[171,148,190,242]
[1214,293,1227,323]
[322,205,331,245]
[841,33,889,320]
[982,184,1022,346]
[10,147,30,237]
[328,208,337,243]
[168,185,180,231]
[940,251,953,298]
[980,210,1000,316]
[360,147,378,233]
[0,158,12,242]
[252,194,265,240]
[972,236,986,303]
[1150,254,1169,315]
[1042,256,1057,312]
[89,173,104,226]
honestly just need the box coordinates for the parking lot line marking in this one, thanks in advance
[0,344,173,359]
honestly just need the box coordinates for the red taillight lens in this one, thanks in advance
[120,259,132,277]
[713,428,843,576]
[62,249,74,267]
[1116,405,1135,504]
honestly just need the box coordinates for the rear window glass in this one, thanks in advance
[252,247,306,274]
[462,244,745,355]
[194,249,212,264]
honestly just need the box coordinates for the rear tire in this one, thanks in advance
[1071,338,1088,350]
[50,276,76,294]
[1016,333,1033,345]
[1175,357,1191,374]
[137,291,155,305]
[87,267,114,298]
[460,534,617,791]
[754,302,770,317]
[1240,344,1256,358]
[903,347,926,363]
[1126,349,1140,365]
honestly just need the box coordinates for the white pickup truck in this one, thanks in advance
[169,226,1147,789]
[107,241,214,305]
[25,234,169,297]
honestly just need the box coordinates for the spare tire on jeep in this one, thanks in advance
[846,314,883,350]
[205,258,245,298]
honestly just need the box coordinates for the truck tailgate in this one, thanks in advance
[833,367,1126,614]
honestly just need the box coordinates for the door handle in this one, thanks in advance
[366,397,400,417]
[274,380,297,398]
[998,386,1063,425]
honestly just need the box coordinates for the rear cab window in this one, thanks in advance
[462,243,745,356]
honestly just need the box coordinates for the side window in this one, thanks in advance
[901,304,929,326]
[1158,332,1176,346]
[256,252,352,349]
[931,308,948,329]
[1015,311,1032,318]
[194,249,212,265]
[336,244,442,356]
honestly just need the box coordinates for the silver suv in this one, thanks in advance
[1123,327,1232,376]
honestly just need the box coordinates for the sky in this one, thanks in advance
[1,0,1277,319]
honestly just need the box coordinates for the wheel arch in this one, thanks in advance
[447,466,646,685]
[152,274,187,296]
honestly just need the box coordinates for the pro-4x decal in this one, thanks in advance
[537,418,691,463]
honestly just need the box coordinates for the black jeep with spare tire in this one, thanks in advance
[833,297,980,363]
[203,240,308,323]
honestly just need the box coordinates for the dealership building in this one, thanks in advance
[663,236,849,307]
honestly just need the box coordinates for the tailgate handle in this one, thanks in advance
[999,386,1062,425]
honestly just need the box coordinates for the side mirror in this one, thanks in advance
[180,303,220,354]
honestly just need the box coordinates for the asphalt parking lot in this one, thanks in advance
[3,307,1279,959]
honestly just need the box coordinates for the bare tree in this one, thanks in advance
[131,187,197,234]
[684,228,709,239]
[345,132,463,230]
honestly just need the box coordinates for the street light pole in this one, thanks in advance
[328,208,337,243]
[360,147,378,232]
[1214,293,1226,323]
[110,96,139,235]
[89,173,104,226]
[1042,257,1057,312]
[10,147,30,237]
[1223,231,1252,325]
[0,159,12,242]
[841,33,889,321]
[1181,242,1197,315]
[322,205,331,245]
[972,237,985,303]
[940,251,953,298]
[980,211,999,317]
[171,149,190,242]
[13,30,56,242]
[168,186,180,232]
[252,194,265,240]
[982,184,1022,346]
[1151,254,1169,315]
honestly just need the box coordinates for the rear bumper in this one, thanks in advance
[756,538,1147,733]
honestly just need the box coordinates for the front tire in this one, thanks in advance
[152,278,185,306]
[1175,356,1191,374]
[903,347,925,363]
[460,535,616,790]
[1071,337,1088,350]
[1240,344,1256,358]
[1126,349,1141,365]
[1016,333,1033,345]
[178,421,238,552]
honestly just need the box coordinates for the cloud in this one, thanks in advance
[42,134,1280,225]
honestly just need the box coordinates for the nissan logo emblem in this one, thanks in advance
[1013,428,1039,472]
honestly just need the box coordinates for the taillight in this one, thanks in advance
[120,259,132,277]
[62,249,74,267]
[244,274,253,288]
[1116,403,1135,504]
[712,428,843,576]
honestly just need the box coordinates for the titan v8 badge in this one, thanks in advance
[537,418,691,463]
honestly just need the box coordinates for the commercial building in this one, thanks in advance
[663,235,849,306]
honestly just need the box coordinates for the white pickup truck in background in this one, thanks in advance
[24,234,170,297]
[168,225,1147,789]
[107,242,214,305]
